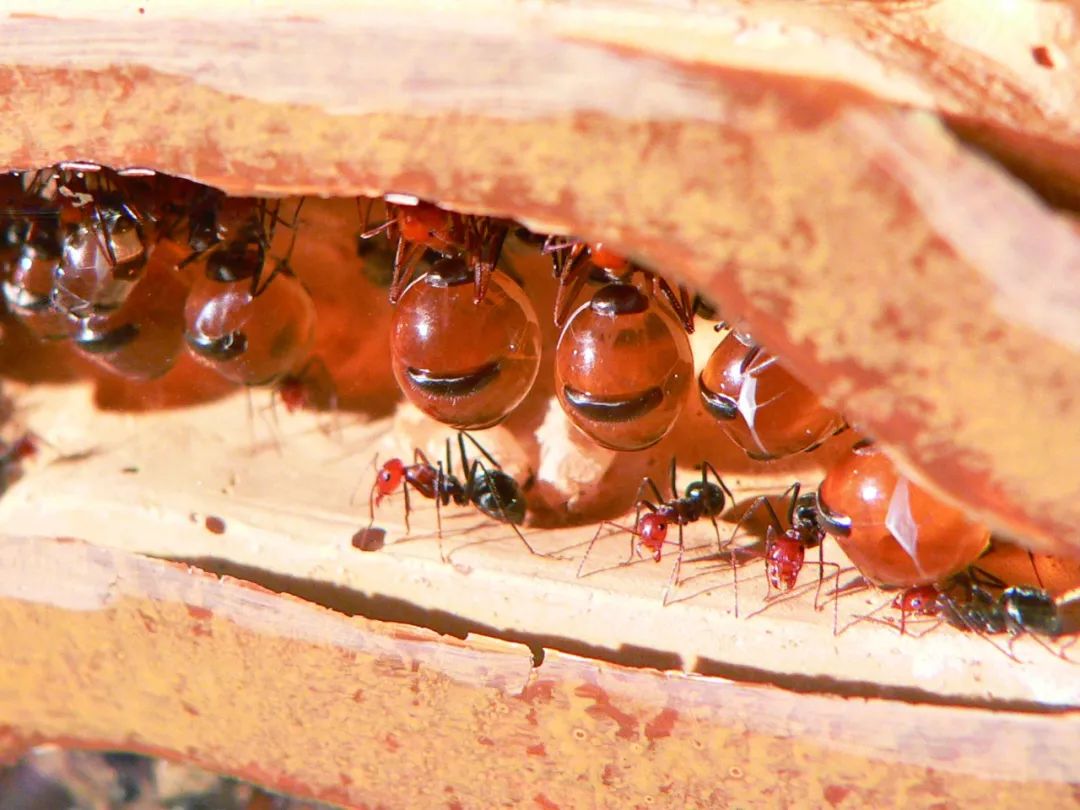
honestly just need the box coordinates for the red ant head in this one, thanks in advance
[277,376,307,414]
[638,513,668,561]
[397,202,454,251]
[587,243,628,273]
[9,434,38,463]
[374,458,406,505]
[892,585,940,616]
[765,530,804,591]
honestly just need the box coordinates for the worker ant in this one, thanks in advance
[577,460,732,605]
[725,483,841,625]
[856,557,1078,660]
[362,431,534,560]
[44,165,153,318]
[358,195,509,304]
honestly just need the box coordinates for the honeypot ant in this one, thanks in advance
[725,483,841,624]
[359,194,509,304]
[184,198,317,386]
[577,460,732,604]
[555,278,695,451]
[362,431,534,560]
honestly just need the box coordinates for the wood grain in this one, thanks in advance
[2,536,1078,809]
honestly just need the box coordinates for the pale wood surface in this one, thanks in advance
[1,536,1078,809]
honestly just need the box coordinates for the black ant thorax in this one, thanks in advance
[790,492,825,548]
[204,234,265,284]
[682,480,726,521]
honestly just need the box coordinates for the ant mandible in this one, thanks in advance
[726,483,841,624]
[578,460,732,605]
[359,194,509,304]
[364,431,534,560]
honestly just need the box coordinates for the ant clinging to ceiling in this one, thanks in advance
[359,194,510,305]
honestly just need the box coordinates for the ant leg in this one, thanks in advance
[637,476,666,510]
[553,260,593,327]
[663,524,686,607]
[401,480,412,535]
[652,275,695,332]
[472,458,538,555]
[434,461,446,562]
[388,240,427,304]
[818,561,842,635]
[472,221,508,304]
[724,495,780,618]
[459,431,503,471]
[541,235,583,257]
[1028,551,1046,589]
[699,460,736,550]
[577,520,637,578]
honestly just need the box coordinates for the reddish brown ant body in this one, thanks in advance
[699,329,847,460]
[364,432,534,559]
[816,440,990,587]
[578,460,732,604]
[390,255,542,429]
[727,483,841,621]
[359,195,509,304]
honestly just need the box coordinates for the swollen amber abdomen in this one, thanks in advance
[818,442,990,586]
[184,272,316,386]
[555,283,692,451]
[699,331,845,460]
[390,257,541,429]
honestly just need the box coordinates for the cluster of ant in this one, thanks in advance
[355,195,1077,655]
[0,168,1074,655]
[0,164,320,403]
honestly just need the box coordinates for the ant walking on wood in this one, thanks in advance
[362,431,534,560]
[577,460,732,605]
[725,483,842,628]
